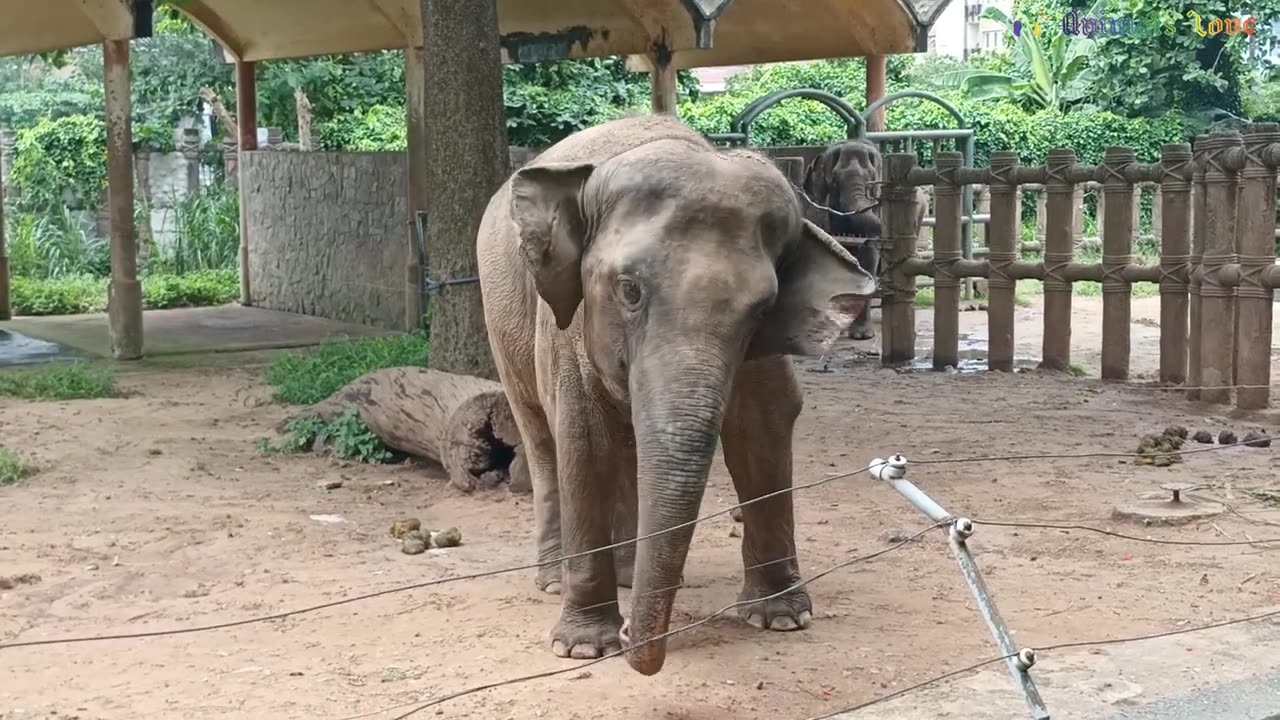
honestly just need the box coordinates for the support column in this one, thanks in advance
[404,45,427,331]
[649,46,677,115]
[104,39,142,359]
[420,0,504,378]
[235,59,258,307]
[1195,132,1245,405]
[865,55,887,132]
[1235,123,1279,410]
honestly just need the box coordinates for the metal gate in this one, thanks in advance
[705,88,980,296]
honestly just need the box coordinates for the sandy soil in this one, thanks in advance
[3,296,1280,720]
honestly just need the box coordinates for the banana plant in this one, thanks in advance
[936,5,1100,112]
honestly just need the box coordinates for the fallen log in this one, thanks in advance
[282,367,529,493]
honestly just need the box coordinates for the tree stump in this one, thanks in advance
[282,367,528,493]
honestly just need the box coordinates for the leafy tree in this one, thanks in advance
[938,6,1097,111]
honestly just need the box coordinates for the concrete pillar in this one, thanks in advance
[866,55,887,132]
[1072,184,1084,243]
[404,45,427,331]
[104,39,143,359]
[235,60,258,307]
[1151,185,1163,239]
[650,49,677,115]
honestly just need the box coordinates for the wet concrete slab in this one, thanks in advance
[0,328,82,367]
[1,305,395,360]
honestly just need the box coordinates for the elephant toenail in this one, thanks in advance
[745,613,766,629]
[770,616,798,631]
[797,610,813,628]
[552,640,570,657]
[570,644,602,659]
[543,581,562,595]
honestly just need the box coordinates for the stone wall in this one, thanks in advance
[241,150,409,330]
[240,147,543,331]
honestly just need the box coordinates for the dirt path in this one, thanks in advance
[2,297,1279,720]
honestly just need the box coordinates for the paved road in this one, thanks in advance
[831,616,1280,720]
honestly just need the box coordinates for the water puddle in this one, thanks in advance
[0,328,82,367]
[911,330,1038,373]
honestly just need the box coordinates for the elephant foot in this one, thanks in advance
[536,561,563,595]
[847,317,875,341]
[551,605,624,659]
[737,583,813,632]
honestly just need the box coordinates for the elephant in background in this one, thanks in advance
[476,114,875,675]
[802,139,928,340]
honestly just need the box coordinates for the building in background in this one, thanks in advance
[927,0,1012,58]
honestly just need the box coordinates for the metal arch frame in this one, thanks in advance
[862,89,978,298]
[704,88,867,146]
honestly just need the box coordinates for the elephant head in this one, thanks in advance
[802,139,884,239]
[508,142,875,675]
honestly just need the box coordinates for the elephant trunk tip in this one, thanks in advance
[620,619,668,676]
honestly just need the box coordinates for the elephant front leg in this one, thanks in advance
[550,403,623,659]
[720,356,812,632]
[848,242,879,341]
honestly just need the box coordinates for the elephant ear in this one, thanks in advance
[509,161,595,330]
[746,219,877,359]
[802,149,833,206]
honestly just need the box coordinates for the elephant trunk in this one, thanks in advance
[621,346,735,676]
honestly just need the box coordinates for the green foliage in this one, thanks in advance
[503,57,651,147]
[0,363,117,400]
[139,269,240,309]
[0,83,100,129]
[4,208,110,279]
[317,104,407,150]
[258,409,393,464]
[0,447,31,486]
[255,52,405,142]
[133,120,177,152]
[679,57,913,147]
[265,332,430,405]
[150,182,240,274]
[939,6,1098,112]
[1028,0,1280,118]
[10,270,238,316]
[9,115,107,211]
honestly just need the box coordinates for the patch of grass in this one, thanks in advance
[0,363,117,400]
[912,282,1035,308]
[257,409,392,464]
[10,269,239,316]
[0,447,31,486]
[265,332,430,405]
[1067,361,1088,377]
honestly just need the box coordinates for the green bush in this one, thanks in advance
[265,332,430,405]
[317,104,407,151]
[10,274,108,315]
[258,409,393,464]
[0,363,117,400]
[141,269,240,309]
[0,88,100,129]
[150,182,240,274]
[0,446,31,486]
[10,269,239,316]
[9,114,108,212]
[3,208,110,279]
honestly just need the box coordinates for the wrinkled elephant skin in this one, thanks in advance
[476,115,876,675]
[802,139,927,340]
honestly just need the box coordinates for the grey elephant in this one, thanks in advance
[476,114,876,675]
[802,139,928,340]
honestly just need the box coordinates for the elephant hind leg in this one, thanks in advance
[720,355,812,633]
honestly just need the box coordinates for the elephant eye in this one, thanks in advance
[617,276,643,308]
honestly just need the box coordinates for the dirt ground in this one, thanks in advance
[3,295,1280,720]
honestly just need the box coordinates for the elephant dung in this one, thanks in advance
[401,531,428,555]
[390,517,422,539]
[431,527,463,548]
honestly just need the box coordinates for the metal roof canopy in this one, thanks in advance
[0,0,949,64]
